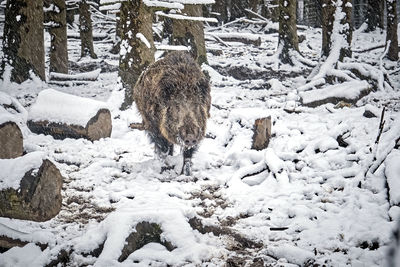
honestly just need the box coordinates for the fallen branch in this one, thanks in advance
[129,122,146,131]
[244,8,269,22]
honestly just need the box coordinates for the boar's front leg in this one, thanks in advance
[182,146,198,176]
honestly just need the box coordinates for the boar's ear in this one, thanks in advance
[196,77,210,96]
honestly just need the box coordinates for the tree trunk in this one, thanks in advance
[212,0,228,23]
[339,0,352,60]
[1,0,46,83]
[366,0,384,31]
[277,0,299,64]
[321,0,335,58]
[262,0,279,22]
[386,0,399,61]
[172,4,208,66]
[44,0,68,74]
[229,0,249,20]
[119,0,155,110]
[79,0,97,58]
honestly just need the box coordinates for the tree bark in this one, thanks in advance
[212,0,228,23]
[0,159,63,222]
[44,0,69,74]
[339,0,352,60]
[172,4,208,66]
[386,0,399,61]
[1,0,46,83]
[321,0,351,61]
[277,0,299,64]
[262,0,279,22]
[0,121,23,159]
[119,0,155,110]
[79,0,97,58]
[366,0,384,31]
[321,0,335,58]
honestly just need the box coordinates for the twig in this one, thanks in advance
[244,8,269,22]
[374,106,386,145]
[129,122,146,130]
[207,17,246,32]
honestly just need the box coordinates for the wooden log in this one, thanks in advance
[251,116,272,150]
[27,89,112,141]
[205,32,262,46]
[0,153,63,221]
[0,121,23,159]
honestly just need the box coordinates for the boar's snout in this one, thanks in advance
[184,134,198,147]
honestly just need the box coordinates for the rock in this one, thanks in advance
[252,116,272,150]
[0,156,63,222]
[27,89,112,141]
[0,121,23,159]
[118,222,175,262]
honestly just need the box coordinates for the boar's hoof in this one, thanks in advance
[182,159,192,176]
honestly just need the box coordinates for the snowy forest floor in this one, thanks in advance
[1,12,400,267]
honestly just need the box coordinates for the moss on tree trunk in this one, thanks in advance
[172,4,208,66]
[277,0,299,64]
[386,0,399,61]
[119,0,155,110]
[44,0,68,74]
[1,0,45,83]
[79,0,97,59]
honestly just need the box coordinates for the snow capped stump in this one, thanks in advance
[0,152,63,221]
[0,121,23,159]
[252,116,272,150]
[27,89,112,141]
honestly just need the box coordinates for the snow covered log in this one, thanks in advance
[0,121,23,159]
[49,69,101,81]
[27,89,112,141]
[206,32,262,46]
[252,116,272,150]
[0,152,63,221]
[299,80,372,107]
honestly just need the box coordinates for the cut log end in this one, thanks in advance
[28,109,112,141]
[251,116,272,150]
[0,159,63,222]
[0,121,23,159]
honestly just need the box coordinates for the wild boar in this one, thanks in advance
[133,51,211,175]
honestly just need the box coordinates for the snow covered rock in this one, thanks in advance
[0,152,63,221]
[27,89,112,141]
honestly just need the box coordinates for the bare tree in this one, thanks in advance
[44,0,69,74]
[1,0,46,83]
[277,0,299,65]
[321,0,351,61]
[366,0,384,31]
[119,0,154,110]
[79,0,97,58]
[386,0,398,61]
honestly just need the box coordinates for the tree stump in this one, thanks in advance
[251,116,272,150]
[0,153,63,221]
[0,121,23,159]
[27,89,112,141]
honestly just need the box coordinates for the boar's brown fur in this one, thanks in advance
[133,51,211,175]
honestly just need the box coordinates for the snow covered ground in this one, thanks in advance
[1,9,400,267]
